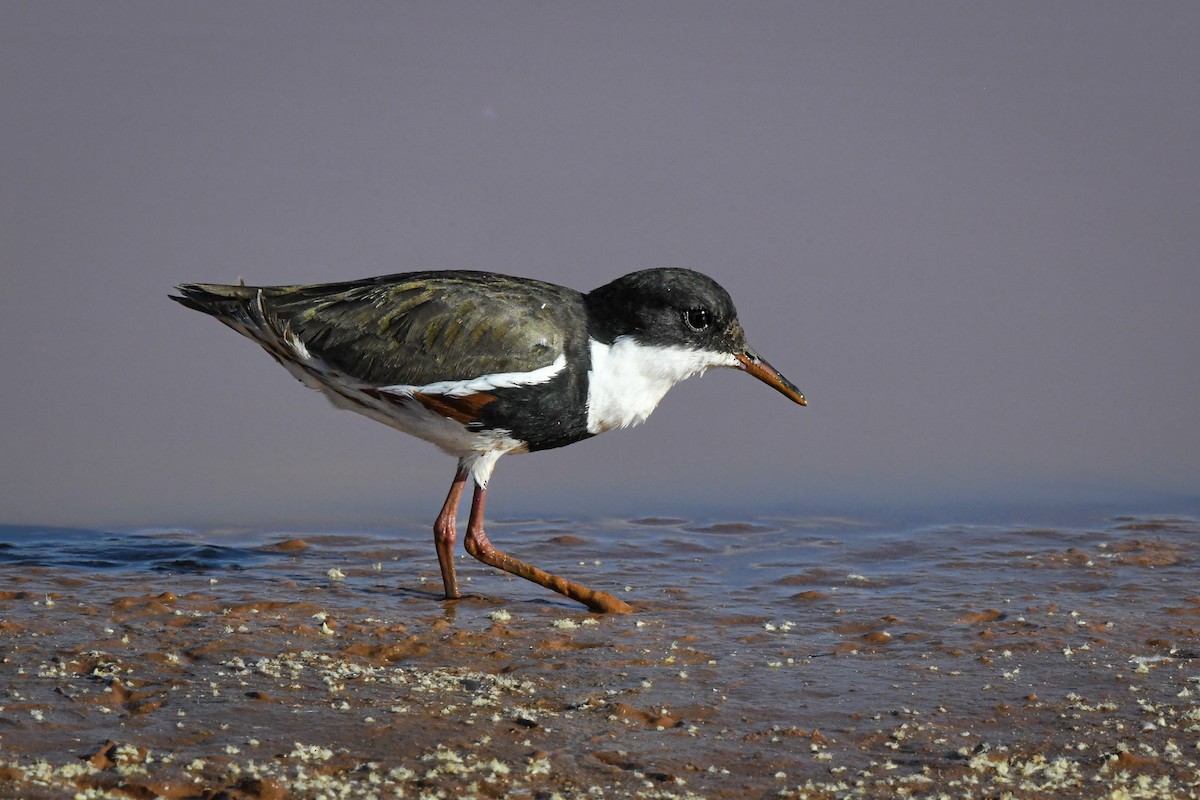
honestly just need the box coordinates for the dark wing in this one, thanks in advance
[176,271,584,387]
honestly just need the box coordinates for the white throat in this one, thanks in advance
[585,335,736,434]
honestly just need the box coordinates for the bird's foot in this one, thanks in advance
[577,588,635,614]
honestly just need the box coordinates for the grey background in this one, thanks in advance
[3,2,1198,528]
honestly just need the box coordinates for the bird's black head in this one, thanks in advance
[585,267,743,351]
[585,267,807,406]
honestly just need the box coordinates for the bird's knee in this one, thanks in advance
[464,534,495,562]
[434,519,456,545]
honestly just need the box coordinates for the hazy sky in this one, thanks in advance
[3,2,1198,528]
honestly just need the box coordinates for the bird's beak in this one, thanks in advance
[735,348,807,406]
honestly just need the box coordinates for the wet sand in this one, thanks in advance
[1,513,1198,798]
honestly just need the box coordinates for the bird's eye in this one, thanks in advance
[684,307,713,331]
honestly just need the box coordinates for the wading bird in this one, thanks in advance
[172,268,805,612]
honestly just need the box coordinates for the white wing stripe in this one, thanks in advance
[381,353,567,398]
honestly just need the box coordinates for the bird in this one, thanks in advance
[171,268,805,613]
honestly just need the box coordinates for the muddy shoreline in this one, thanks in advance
[2,515,1198,798]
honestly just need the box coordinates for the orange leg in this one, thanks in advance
[433,464,468,599]
[462,481,633,614]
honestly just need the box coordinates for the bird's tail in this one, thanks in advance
[171,281,375,405]
[170,281,319,372]
[170,282,258,323]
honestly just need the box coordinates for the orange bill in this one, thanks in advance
[735,349,807,406]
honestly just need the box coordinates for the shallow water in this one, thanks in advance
[1,512,1198,798]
